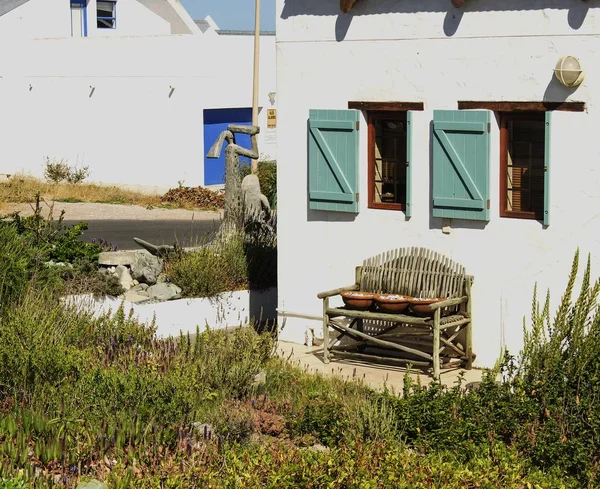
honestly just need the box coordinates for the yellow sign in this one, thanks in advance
[267,109,277,128]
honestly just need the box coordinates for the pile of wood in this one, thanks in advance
[161,186,225,210]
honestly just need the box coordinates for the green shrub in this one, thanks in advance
[6,194,101,264]
[507,250,600,483]
[43,157,90,184]
[165,234,276,297]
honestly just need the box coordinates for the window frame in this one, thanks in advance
[367,110,409,211]
[499,111,546,221]
[70,0,87,37]
[97,0,117,29]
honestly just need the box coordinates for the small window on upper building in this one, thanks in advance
[70,0,86,37]
[500,112,546,220]
[368,112,408,211]
[97,1,116,29]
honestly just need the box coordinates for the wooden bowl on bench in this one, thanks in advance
[409,297,444,316]
[340,291,375,310]
[374,294,411,313]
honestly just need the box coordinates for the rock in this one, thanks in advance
[146,283,182,301]
[76,480,108,489]
[115,265,134,290]
[130,283,149,293]
[251,370,267,387]
[132,279,139,286]
[130,253,163,285]
[157,273,168,284]
[98,251,138,267]
[192,423,216,439]
[306,443,329,453]
[122,291,151,304]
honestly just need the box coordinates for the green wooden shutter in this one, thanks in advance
[308,109,359,213]
[544,111,551,226]
[432,110,491,221]
[405,111,413,218]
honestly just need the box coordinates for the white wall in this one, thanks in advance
[0,0,70,39]
[0,33,277,188]
[275,0,600,367]
[0,0,174,39]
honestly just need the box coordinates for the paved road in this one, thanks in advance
[65,218,221,251]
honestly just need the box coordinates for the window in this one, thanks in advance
[70,0,87,37]
[500,112,546,220]
[368,112,408,210]
[97,1,116,29]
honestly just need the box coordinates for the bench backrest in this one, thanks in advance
[359,247,466,299]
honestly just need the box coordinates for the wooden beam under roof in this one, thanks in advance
[340,0,359,13]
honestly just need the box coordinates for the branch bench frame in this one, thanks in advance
[317,247,474,378]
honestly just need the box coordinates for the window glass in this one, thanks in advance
[502,113,545,220]
[97,1,116,29]
[369,113,407,210]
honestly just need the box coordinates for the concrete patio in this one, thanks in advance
[276,341,489,393]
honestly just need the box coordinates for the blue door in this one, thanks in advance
[203,108,253,185]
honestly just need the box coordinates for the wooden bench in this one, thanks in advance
[317,247,474,378]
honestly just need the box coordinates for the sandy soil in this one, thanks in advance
[1,202,223,221]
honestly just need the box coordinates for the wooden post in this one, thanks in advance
[465,276,473,369]
[323,297,330,364]
[433,308,441,379]
[251,0,261,174]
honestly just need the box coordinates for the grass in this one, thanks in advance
[0,175,216,211]
[165,232,277,298]
[0,220,596,488]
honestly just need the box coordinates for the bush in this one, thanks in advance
[43,157,90,184]
[6,194,101,264]
[165,233,277,297]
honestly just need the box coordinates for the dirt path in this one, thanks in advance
[2,202,223,221]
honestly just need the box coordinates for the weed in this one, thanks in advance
[43,157,90,185]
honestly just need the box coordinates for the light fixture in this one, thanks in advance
[554,56,585,88]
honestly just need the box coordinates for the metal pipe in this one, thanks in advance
[251,0,261,173]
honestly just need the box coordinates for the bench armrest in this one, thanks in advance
[428,296,469,311]
[317,284,359,299]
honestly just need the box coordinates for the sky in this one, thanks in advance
[179,0,277,31]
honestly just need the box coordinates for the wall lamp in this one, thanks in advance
[554,56,585,88]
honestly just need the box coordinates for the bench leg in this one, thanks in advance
[433,308,441,380]
[465,320,473,370]
[323,297,330,364]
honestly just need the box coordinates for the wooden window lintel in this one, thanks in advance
[349,101,424,112]
[458,101,585,112]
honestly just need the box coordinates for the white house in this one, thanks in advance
[275,0,600,367]
[0,1,277,189]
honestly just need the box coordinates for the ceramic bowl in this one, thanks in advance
[409,297,444,316]
[340,291,375,310]
[374,294,412,313]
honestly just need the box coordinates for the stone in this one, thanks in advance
[306,443,329,453]
[241,173,271,221]
[115,265,134,291]
[132,279,139,286]
[251,370,267,387]
[76,480,108,489]
[146,283,182,302]
[130,283,149,293]
[123,291,151,304]
[98,251,138,267]
[130,253,163,285]
[191,423,216,439]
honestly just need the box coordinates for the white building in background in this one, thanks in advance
[0,0,277,189]
[275,0,600,368]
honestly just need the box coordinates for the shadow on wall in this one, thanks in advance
[281,0,595,41]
